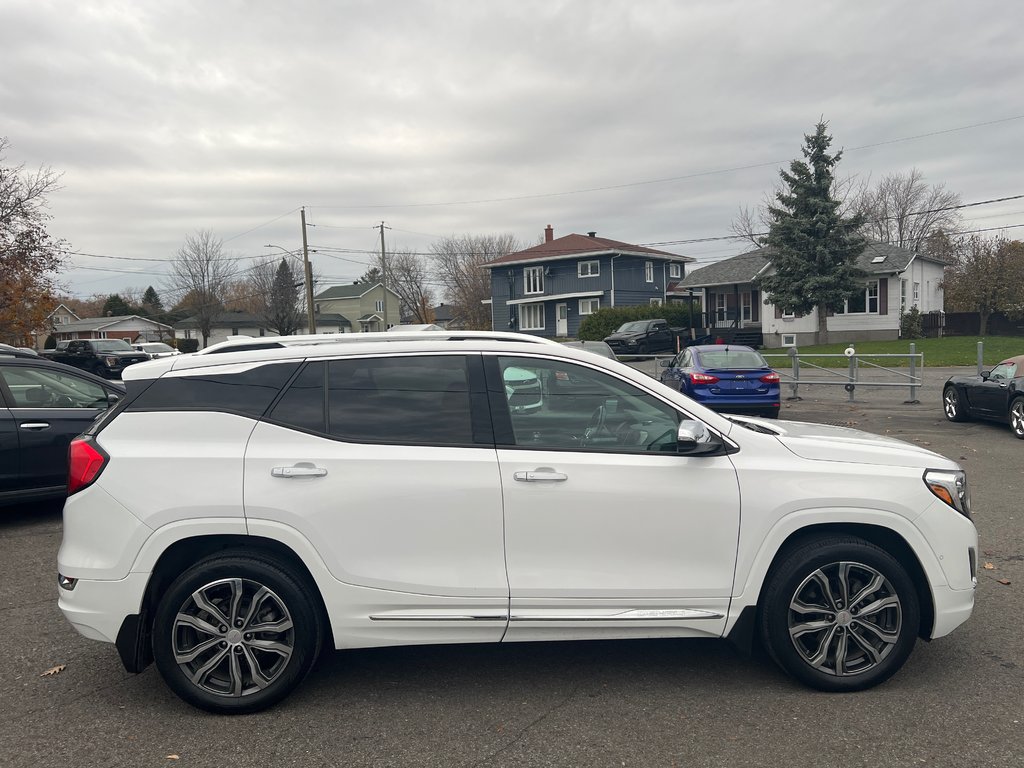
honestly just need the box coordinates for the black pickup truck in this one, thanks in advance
[40,339,150,379]
[603,319,686,356]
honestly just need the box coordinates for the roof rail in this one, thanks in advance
[195,330,559,355]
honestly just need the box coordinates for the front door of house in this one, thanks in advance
[556,303,568,336]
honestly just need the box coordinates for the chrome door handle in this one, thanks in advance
[513,470,568,483]
[19,422,50,430]
[271,464,328,478]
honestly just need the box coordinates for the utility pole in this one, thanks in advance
[300,207,316,334]
[377,221,391,331]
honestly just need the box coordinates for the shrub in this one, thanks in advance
[177,338,200,353]
[577,304,697,341]
[900,307,923,339]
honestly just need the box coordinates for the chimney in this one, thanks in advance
[587,231,597,238]
[544,225,553,243]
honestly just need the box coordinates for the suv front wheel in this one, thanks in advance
[759,536,920,691]
[152,552,322,714]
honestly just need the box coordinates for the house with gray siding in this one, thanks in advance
[680,241,946,347]
[483,226,693,338]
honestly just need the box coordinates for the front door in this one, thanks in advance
[485,354,740,641]
[556,303,568,336]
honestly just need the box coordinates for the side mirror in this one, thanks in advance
[980,370,991,380]
[676,419,721,455]
[658,359,672,368]
[107,393,121,406]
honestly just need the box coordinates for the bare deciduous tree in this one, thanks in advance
[165,230,236,347]
[387,249,435,323]
[943,236,1024,335]
[851,169,961,252]
[431,234,522,330]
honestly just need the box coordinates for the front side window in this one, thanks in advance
[520,303,545,330]
[0,366,109,409]
[578,260,600,278]
[493,356,681,454]
[524,266,544,295]
[989,361,1018,381]
[579,298,600,315]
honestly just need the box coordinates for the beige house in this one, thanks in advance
[314,282,401,332]
[33,303,81,348]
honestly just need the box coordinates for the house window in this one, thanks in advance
[841,281,879,314]
[579,298,600,315]
[375,300,384,312]
[520,303,545,330]
[644,262,654,283]
[578,260,599,278]
[782,334,797,347]
[668,263,682,279]
[716,294,728,322]
[900,279,908,311]
[781,309,795,319]
[913,282,920,306]
[524,266,544,295]
[649,298,662,306]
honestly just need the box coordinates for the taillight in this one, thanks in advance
[760,372,780,383]
[689,372,719,384]
[68,437,108,495]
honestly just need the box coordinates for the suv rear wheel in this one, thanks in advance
[759,536,919,691]
[152,551,322,714]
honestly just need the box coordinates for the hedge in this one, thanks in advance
[577,305,698,341]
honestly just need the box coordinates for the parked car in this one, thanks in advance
[659,344,781,418]
[562,340,617,360]
[131,342,181,359]
[40,338,150,378]
[59,333,976,713]
[0,354,123,507]
[603,319,685,356]
[943,355,1024,438]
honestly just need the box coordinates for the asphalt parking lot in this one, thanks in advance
[0,368,1021,768]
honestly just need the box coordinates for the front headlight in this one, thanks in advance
[104,356,119,367]
[924,469,971,519]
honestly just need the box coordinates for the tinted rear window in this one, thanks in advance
[696,350,767,369]
[127,362,300,418]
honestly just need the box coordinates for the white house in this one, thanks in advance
[679,242,946,347]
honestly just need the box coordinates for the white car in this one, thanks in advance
[130,342,181,359]
[58,332,977,714]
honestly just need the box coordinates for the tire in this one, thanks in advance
[1010,398,1024,439]
[762,407,780,419]
[943,386,969,422]
[636,342,648,356]
[759,536,920,692]
[152,551,322,714]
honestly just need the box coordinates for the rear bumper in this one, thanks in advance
[57,571,149,644]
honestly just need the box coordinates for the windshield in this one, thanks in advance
[697,350,768,369]
[92,340,133,352]
[616,321,649,333]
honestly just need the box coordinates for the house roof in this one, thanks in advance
[58,315,173,332]
[680,241,936,289]
[47,303,80,320]
[482,233,691,268]
[315,282,399,300]
[175,311,352,330]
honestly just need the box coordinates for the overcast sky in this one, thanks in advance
[3,0,1023,302]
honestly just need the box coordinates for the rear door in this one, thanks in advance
[243,353,509,644]
[0,379,21,495]
[0,362,113,493]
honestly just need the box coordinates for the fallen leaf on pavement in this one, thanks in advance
[40,665,66,677]
[983,562,996,570]
[997,578,1011,586]
[166,756,180,761]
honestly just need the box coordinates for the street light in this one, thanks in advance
[265,244,316,334]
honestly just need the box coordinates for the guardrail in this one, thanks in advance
[762,343,924,404]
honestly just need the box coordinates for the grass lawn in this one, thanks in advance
[761,336,1024,367]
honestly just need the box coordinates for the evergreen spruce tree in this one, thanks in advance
[267,258,303,336]
[757,121,866,344]
[141,285,164,317]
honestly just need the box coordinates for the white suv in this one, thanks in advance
[58,332,977,713]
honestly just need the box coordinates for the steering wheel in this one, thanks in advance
[583,405,615,446]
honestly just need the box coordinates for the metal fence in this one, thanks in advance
[762,344,924,403]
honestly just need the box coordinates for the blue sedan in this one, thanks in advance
[659,344,781,418]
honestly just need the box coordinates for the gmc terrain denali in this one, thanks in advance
[57,332,977,713]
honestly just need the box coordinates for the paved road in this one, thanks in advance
[1,380,1021,767]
